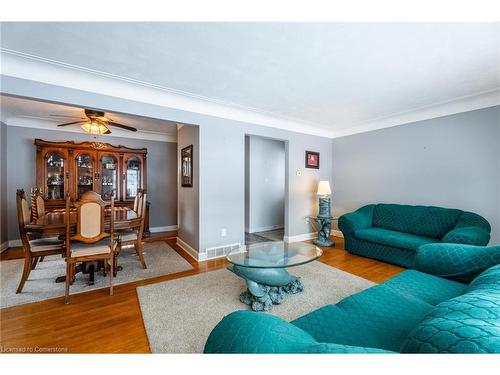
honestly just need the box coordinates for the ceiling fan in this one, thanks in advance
[53,109,137,135]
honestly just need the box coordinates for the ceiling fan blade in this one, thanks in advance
[50,114,86,119]
[106,122,137,132]
[57,121,86,127]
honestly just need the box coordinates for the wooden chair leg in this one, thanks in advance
[64,262,71,304]
[109,256,114,296]
[31,256,40,270]
[40,256,45,262]
[16,255,32,294]
[137,241,147,269]
[70,263,76,284]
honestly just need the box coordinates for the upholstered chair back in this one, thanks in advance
[80,202,102,238]
[36,195,45,218]
[71,191,109,244]
[16,189,31,251]
[133,194,139,212]
[137,190,146,217]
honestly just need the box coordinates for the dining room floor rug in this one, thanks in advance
[136,261,375,353]
[1,241,193,308]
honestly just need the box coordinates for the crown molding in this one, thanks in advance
[1,48,498,140]
[4,116,177,143]
[331,88,500,138]
[0,48,335,138]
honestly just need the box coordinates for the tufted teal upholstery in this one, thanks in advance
[381,270,466,305]
[203,310,394,353]
[355,228,438,251]
[292,283,433,351]
[373,204,463,238]
[205,262,500,354]
[400,265,500,353]
[414,243,500,283]
[339,204,491,268]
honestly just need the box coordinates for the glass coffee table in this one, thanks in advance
[227,241,323,312]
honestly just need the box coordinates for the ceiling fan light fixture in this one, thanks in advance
[81,121,109,135]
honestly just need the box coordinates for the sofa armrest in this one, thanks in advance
[414,243,500,283]
[204,310,393,354]
[442,212,491,245]
[338,205,375,236]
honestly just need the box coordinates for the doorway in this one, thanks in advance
[244,135,286,245]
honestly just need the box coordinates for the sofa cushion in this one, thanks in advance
[466,264,500,293]
[355,227,438,251]
[372,204,462,238]
[400,265,500,353]
[382,270,467,306]
[205,310,317,353]
[292,285,433,352]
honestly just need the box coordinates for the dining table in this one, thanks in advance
[25,206,140,237]
[24,206,140,284]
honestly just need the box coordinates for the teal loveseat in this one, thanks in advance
[204,244,500,354]
[338,204,491,268]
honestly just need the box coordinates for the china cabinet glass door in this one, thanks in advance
[75,153,95,199]
[100,155,118,199]
[125,156,141,199]
[45,152,65,200]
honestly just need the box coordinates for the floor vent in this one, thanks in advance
[205,243,243,260]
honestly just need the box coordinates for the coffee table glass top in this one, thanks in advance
[227,241,323,269]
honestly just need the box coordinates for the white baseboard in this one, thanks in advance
[150,225,178,233]
[284,232,317,243]
[332,230,344,238]
[176,237,204,261]
[248,225,284,234]
[8,239,22,248]
[1,242,9,252]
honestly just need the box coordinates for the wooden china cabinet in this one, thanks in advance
[34,139,150,235]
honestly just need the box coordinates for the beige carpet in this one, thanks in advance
[1,242,193,308]
[136,261,375,353]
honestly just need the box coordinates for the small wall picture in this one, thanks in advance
[305,151,320,169]
[181,145,193,187]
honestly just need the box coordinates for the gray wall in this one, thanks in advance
[245,135,285,233]
[4,125,178,242]
[1,76,334,254]
[332,106,500,244]
[0,122,7,245]
[199,122,332,251]
[177,125,199,250]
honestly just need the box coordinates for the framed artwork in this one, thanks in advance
[181,145,193,187]
[305,151,320,169]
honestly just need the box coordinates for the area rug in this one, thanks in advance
[136,261,375,353]
[0,242,193,308]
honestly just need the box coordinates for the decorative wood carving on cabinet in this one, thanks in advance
[34,139,150,236]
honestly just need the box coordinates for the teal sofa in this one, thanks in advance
[204,244,500,354]
[338,204,491,268]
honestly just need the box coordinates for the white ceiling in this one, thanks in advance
[1,22,500,137]
[0,95,179,141]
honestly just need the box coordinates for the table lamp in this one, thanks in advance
[313,181,334,246]
[317,181,332,217]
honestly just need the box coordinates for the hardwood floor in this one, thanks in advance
[0,235,404,353]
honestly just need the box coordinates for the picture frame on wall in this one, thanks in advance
[305,150,320,169]
[181,145,193,187]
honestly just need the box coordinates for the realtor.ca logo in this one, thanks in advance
[1,346,68,353]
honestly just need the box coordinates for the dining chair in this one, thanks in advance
[64,191,117,304]
[16,189,65,294]
[118,189,147,269]
[132,189,142,213]
[30,187,45,221]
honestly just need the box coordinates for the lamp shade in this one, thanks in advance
[81,121,109,135]
[317,181,332,196]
